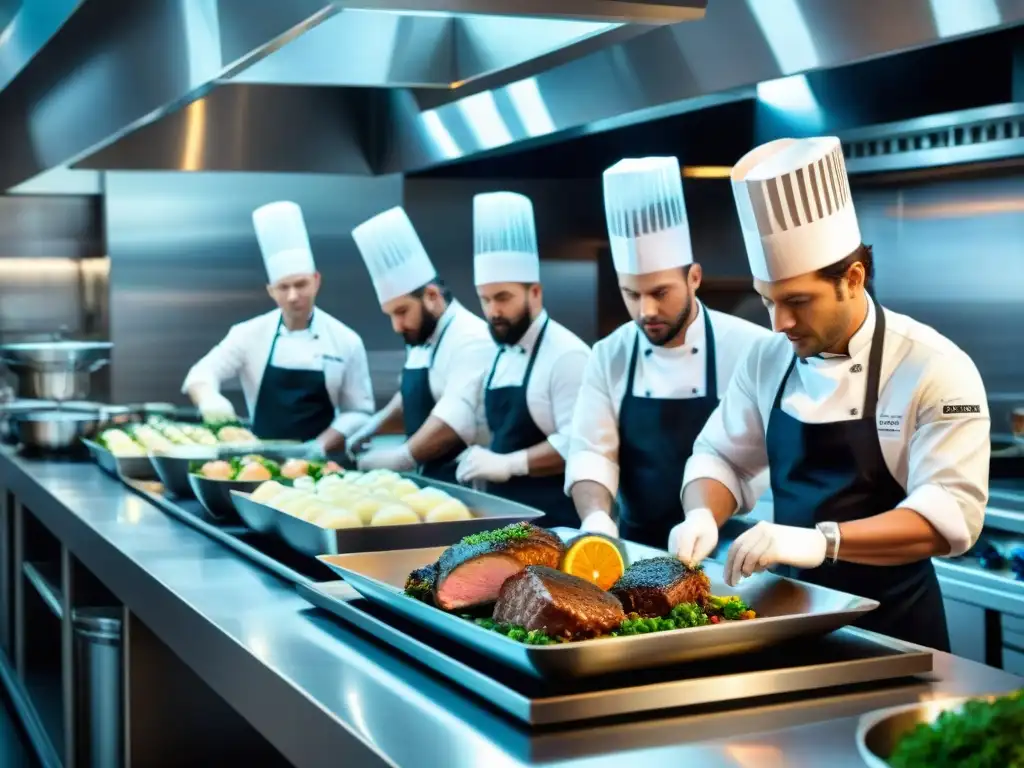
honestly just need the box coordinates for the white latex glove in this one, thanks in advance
[197,392,237,423]
[303,439,327,460]
[345,413,387,458]
[668,507,720,567]
[455,446,527,484]
[724,521,827,588]
[357,444,416,472]
[579,510,619,538]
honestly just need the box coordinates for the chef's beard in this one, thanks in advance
[404,302,440,346]
[639,292,692,347]
[488,307,533,346]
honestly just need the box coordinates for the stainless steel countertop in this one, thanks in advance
[0,449,1021,768]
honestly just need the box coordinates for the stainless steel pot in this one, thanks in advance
[12,410,101,451]
[0,341,112,402]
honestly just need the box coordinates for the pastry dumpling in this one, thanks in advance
[295,498,333,522]
[251,480,286,503]
[371,504,420,527]
[348,496,384,525]
[292,475,316,492]
[404,490,447,518]
[316,509,362,530]
[425,498,472,523]
[389,479,420,499]
[274,493,316,516]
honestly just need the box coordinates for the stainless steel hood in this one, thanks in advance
[4,0,1024,187]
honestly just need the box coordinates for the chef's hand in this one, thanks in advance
[197,392,236,424]
[724,521,827,587]
[302,439,327,460]
[579,510,619,538]
[668,508,720,567]
[455,447,527,484]
[357,444,415,472]
[345,419,382,459]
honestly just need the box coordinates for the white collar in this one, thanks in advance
[813,296,874,362]
[637,300,706,356]
[501,309,548,355]
[277,309,317,337]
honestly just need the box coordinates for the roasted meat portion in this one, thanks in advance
[433,524,565,612]
[610,557,711,617]
[404,563,437,604]
[493,566,626,639]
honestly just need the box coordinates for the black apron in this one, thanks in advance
[401,317,465,485]
[251,314,335,442]
[766,297,950,651]
[618,307,719,548]
[483,318,578,528]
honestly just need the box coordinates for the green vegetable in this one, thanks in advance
[888,690,1024,768]
[461,522,532,547]
[706,595,754,621]
[403,579,433,602]
[469,617,558,645]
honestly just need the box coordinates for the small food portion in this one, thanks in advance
[610,557,711,617]
[235,461,272,482]
[280,459,311,480]
[424,498,472,524]
[434,524,565,612]
[98,428,146,457]
[493,566,626,639]
[404,564,437,604]
[370,504,420,527]
[191,455,281,482]
[561,535,626,591]
[251,480,287,504]
[705,594,757,622]
[198,460,234,480]
[215,425,259,444]
[887,689,1024,768]
[316,509,362,530]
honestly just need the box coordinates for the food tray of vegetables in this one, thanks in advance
[318,525,881,679]
[229,468,545,557]
[857,689,1024,768]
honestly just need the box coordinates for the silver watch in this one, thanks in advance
[816,521,841,564]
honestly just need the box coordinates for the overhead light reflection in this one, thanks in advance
[746,0,819,74]
[457,91,512,150]
[507,77,555,137]
[928,0,1000,38]
[683,165,732,179]
[421,110,460,160]
[756,74,825,130]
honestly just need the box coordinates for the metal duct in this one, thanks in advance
[334,0,707,24]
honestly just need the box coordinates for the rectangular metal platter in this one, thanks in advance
[299,580,933,726]
[318,529,882,679]
[81,438,156,480]
[232,475,545,557]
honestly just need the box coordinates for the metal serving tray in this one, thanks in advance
[856,693,1018,767]
[300,580,932,725]
[231,475,545,557]
[81,438,156,480]
[318,530,881,679]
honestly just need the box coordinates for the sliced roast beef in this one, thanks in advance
[493,566,626,639]
[433,523,564,612]
[610,557,711,616]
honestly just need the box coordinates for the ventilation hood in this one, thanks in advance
[2,0,1024,188]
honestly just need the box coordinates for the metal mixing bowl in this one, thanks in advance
[11,409,101,451]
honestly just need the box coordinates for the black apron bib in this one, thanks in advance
[401,318,466,485]
[251,314,335,442]
[483,318,578,528]
[766,298,950,651]
[618,308,719,548]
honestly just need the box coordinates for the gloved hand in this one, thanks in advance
[345,415,385,459]
[724,521,827,588]
[197,392,237,424]
[303,439,327,460]
[579,510,619,538]
[357,444,416,472]
[668,507,720,567]
[455,447,528,485]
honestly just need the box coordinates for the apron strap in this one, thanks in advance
[522,317,550,384]
[772,356,798,411]
[701,305,718,400]
[265,314,285,368]
[484,347,506,390]
[622,332,642,409]
[429,313,455,367]
[862,297,887,420]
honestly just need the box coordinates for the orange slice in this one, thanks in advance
[561,536,626,591]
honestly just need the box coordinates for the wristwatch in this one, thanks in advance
[816,521,841,564]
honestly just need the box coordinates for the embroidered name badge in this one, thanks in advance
[877,413,903,433]
[942,404,981,415]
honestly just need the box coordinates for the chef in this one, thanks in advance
[182,201,375,455]
[455,192,590,527]
[566,156,771,547]
[349,206,494,482]
[677,136,990,650]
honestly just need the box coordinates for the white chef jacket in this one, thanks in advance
[403,299,495,445]
[683,300,990,556]
[485,310,590,458]
[181,308,374,437]
[565,301,771,496]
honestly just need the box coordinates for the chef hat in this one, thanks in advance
[473,192,540,286]
[732,136,861,282]
[602,156,693,275]
[252,201,316,284]
[351,206,438,305]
